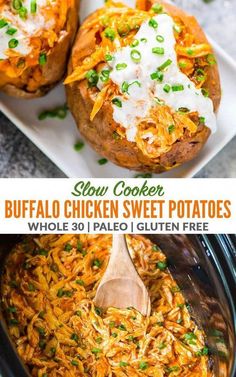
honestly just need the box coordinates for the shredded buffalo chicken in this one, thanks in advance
[1,234,213,377]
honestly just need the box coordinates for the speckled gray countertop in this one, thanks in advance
[0,0,236,178]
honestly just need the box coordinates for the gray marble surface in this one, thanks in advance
[0,0,236,178]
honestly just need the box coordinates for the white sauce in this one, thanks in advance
[106,14,216,142]
[0,0,55,60]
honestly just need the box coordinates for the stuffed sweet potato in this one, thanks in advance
[65,0,221,173]
[0,0,79,98]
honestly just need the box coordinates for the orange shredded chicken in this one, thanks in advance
[2,234,214,377]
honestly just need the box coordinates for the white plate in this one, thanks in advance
[0,0,236,178]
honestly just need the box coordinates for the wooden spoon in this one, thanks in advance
[94,235,151,316]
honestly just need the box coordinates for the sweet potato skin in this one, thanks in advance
[66,1,221,173]
[0,0,79,99]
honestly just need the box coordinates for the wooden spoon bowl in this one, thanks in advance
[94,235,151,316]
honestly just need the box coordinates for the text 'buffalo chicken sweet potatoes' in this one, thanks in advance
[65,0,221,173]
[0,0,79,98]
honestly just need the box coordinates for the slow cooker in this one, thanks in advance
[0,234,235,377]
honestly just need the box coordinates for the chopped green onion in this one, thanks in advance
[172,84,184,92]
[28,283,36,291]
[6,27,17,35]
[38,104,68,120]
[39,52,47,65]
[50,263,59,272]
[152,3,163,13]
[167,366,180,373]
[158,342,166,349]
[118,324,127,331]
[8,38,18,48]
[187,48,194,56]
[105,54,113,62]
[150,71,163,82]
[140,38,147,43]
[178,107,189,113]
[130,39,139,47]
[112,97,122,108]
[152,245,160,252]
[122,81,129,93]
[149,18,158,29]
[37,327,46,336]
[154,97,165,106]
[7,306,17,313]
[152,47,165,55]
[75,310,82,317]
[156,35,164,42]
[71,333,79,342]
[119,361,128,367]
[201,88,209,97]
[168,125,175,134]
[179,61,187,69]
[184,332,197,341]
[116,63,127,71]
[0,19,8,28]
[37,249,48,256]
[91,348,102,354]
[18,6,28,19]
[130,49,141,62]
[74,141,84,152]
[104,27,116,41]
[207,53,216,65]
[156,261,167,270]
[199,116,205,124]
[76,279,85,286]
[158,59,172,71]
[163,84,171,93]
[30,0,37,13]
[12,0,22,9]
[100,69,110,82]
[71,360,79,366]
[139,361,149,370]
[93,259,103,267]
[64,244,72,251]
[57,289,64,298]
[9,319,19,326]
[86,69,98,87]
[171,286,181,293]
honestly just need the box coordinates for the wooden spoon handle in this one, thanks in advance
[104,235,138,279]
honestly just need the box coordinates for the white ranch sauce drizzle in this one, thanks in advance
[106,14,216,142]
[0,0,55,60]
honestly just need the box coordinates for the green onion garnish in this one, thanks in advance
[64,244,72,251]
[6,27,17,35]
[187,48,194,56]
[139,361,149,370]
[156,35,164,42]
[156,261,167,270]
[112,97,122,108]
[152,47,165,55]
[121,81,129,93]
[179,61,187,68]
[150,71,164,82]
[105,54,113,62]
[168,125,175,134]
[158,59,172,71]
[199,116,205,124]
[207,53,216,65]
[119,361,129,367]
[18,6,28,19]
[172,84,184,92]
[38,52,47,65]
[30,0,37,13]
[178,107,189,113]
[12,0,22,10]
[74,141,84,152]
[151,3,163,13]
[163,84,171,93]
[91,348,102,354]
[130,39,139,47]
[97,158,108,166]
[71,360,79,366]
[38,104,68,121]
[148,18,158,29]
[116,63,127,71]
[140,38,147,43]
[0,19,8,28]
[8,38,18,48]
[201,88,209,97]
[100,69,110,82]
[104,27,116,41]
[76,279,85,286]
[86,69,98,87]
[130,49,141,62]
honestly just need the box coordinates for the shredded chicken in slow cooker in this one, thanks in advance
[1,235,213,377]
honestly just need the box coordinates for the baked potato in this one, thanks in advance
[65,0,221,173]
[0,0,79,98]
